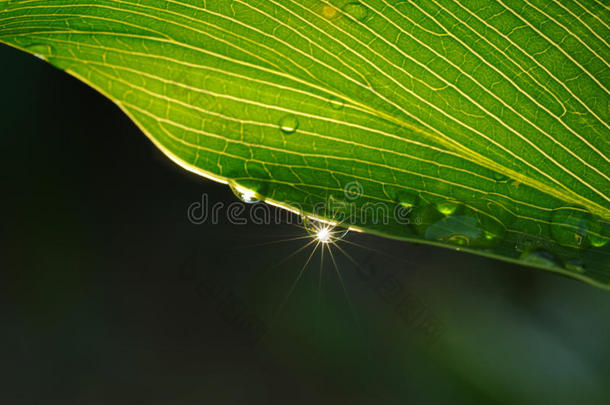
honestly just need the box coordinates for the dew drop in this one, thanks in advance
[425,215,475,247]
[279,114,299,134]
[393,191,417,225]
[484,230,501,242]
[321,5,338,20]
[447,234,470,246]
[564,258,585,273]
[342,2,368,21]
[303,216,348,243]
[589,234,608,247]
[436,200,459,216]
[229,181,260,204]
[589,225,609,247]
[520,250,558,268]
[493,172,509,182]
[550,207,606,249]
[26,43,52,60]
[396,191,417,210]
[411,203,505,248]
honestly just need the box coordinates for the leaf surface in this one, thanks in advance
[1,0,609,287]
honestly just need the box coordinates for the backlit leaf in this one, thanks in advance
[1,0,609,287]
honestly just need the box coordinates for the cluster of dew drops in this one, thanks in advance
[228,182,349,244]
[16,2,609,282]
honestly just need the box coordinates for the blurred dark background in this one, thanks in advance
[2,44,610,404]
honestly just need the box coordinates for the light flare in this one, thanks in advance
[316,227,332,243]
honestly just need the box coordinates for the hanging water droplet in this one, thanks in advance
[447,234,470,246]
[303,216,348,243]
[26,43,52,60]
[23,42,71,70]
[411,203,505,248]
[520,250,559,268]
[229,181,260,204]
[329,96,345,110]
[425,215,475,247]
[342,2,368,21]
[550,207,605,249]
[564,258,585,273]
[279,114,299,134]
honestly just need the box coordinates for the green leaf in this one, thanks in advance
[1,0,609,287]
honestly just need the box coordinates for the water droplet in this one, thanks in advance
[447,234,470,246]
[303,217,348,243]
[26,43,52,60]
[393,191,418,225]
[520,250,558,268]
[588,220,609,247]
[342,2,368,21]
[423,216,472,247]
[279,114,299,134]
[321,5,338,20]
[436,200,459,216]
[589,232,609,247]
[564,258,585,273]
[329,96,345,110]
[484,231,499,241]
[411,203,505,248]
[550,207,605,249]
[396,191,417,209]
[493,172,509,182]
[229,181,260,204]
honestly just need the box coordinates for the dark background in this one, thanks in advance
[2,44,610,404]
